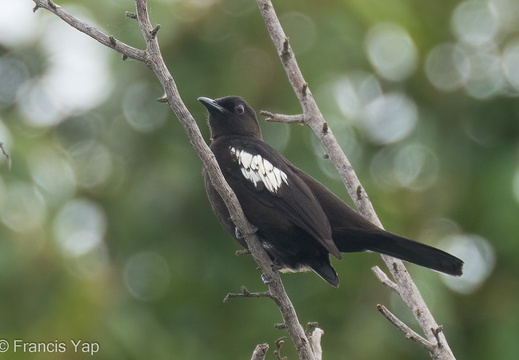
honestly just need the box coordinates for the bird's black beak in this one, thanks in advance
[198,97,225,114]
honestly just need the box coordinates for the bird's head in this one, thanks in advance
[198,96,262,140]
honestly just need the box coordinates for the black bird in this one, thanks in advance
[199,95,463,287]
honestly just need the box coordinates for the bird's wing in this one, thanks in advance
[219,138,341,259]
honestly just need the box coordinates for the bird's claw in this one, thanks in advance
[235,225,258,239]
[261,273,271,285]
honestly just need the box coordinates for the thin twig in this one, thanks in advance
[371,266,399,294]
[0,142,11,170]
[32,0,147,62]
[125,11,137,20]
[431,325,445,347]
[235,249,252,256]
[223,286,273,303]
[274,338,288,360]
[260,110,305,124]
[377,304,434,351]
[251,343,269,360]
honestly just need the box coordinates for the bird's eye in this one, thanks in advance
[235,104,245,114]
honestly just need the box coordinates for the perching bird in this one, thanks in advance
[199,95,463,287]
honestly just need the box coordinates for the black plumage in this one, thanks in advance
[199,95,463,287]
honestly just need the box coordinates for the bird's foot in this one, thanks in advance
[234,225,258,239]
[261,273,271,285]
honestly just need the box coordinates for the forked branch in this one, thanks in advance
[32,1,316,359]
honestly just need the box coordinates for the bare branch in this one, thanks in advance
[308,327,324,360]
[371,266,399,294]
[260,110,305,124]
[235,249,251,256]
[431,325,445,347]
[32,0,147,62]
[223,286,273,303]
[0,142,11,170]
[256,0,457,359]
[151,24,161,38]
[251,343,269,360]
[274,338,288,360]
[125,11,137,20]
[33,2,317,359]
[383,258,456,358]
[377,304,434,350]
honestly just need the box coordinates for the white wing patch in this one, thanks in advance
[230,147,289,193]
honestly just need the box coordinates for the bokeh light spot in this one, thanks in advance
[465,46,504,99]
[363,92,418,145]
[124,251,171,302]
[365,23,418,82]
[439,234,495,294]
[279,12,317,54]
[0,0,39,47]
[451,0,499,47]
[19,14,112,126]
[502,38,519,92]
[53,199,106,257]
[122,82,168,133]
[490,0,519,31]
[68,141,114,188]
[0,183,47,233]
[18,79,63,127]
[425,43,470,91]
[333,73,383,122]
[370,144,439,191]
[28,145,77,202]
[0,55,30,108]
[394,144,439,190]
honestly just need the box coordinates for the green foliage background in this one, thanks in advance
[1,0,519,359]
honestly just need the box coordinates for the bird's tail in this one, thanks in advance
[334,228,463,276]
